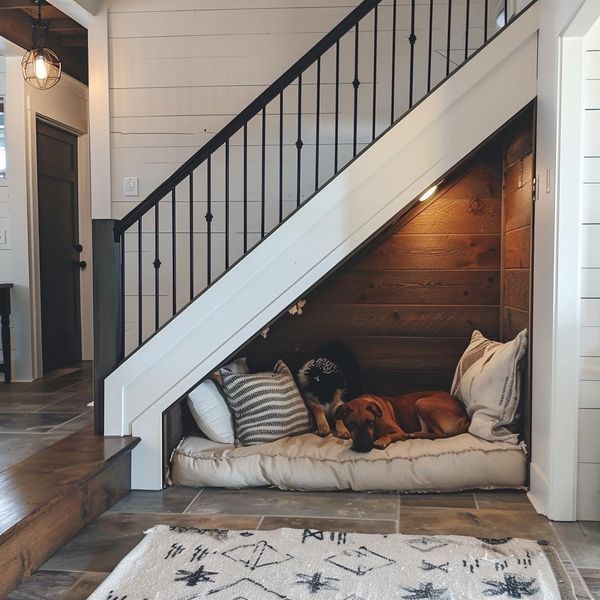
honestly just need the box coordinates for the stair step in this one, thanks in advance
[0,425,139,597]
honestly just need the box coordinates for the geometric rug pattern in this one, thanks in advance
[87,526,575,599]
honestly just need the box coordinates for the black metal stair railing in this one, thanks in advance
[112,0,532,360]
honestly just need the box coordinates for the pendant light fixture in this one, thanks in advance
[21,0,61,90]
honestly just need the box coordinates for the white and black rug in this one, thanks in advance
[88,526,577,599]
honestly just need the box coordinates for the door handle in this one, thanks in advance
[79,260,87,270]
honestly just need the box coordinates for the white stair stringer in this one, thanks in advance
[105,5,539,490]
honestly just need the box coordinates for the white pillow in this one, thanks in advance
[187,380,235,444]
[451,329,528,445]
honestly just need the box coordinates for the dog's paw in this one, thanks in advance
[374,435,392,449]
[315,426,331,437]
[335,430,351,440]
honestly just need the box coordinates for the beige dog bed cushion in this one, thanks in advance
[170,432,526,492]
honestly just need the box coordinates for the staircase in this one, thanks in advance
[96,0,540,489]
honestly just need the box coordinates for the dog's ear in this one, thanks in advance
[367,402,382,418]
[335,404,353,421]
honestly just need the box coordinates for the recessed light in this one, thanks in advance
[419,184,439,202]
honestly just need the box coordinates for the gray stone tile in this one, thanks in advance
[41,512,260,573]
[579,568,600,599]
[260,515,397,534]
[552,521,600,569]
[50,411,93,433]
[6,570,82,599]
[475,490,535,511]
[64,572,108,600]
[186,487,400,520]
[39,395,91,414]
[0,413,78,434]
[401,492,476,509]
[400,507,555,541]
[0,393,76,413]
[109,487,200,514]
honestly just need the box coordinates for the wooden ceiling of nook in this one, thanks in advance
[0,0,88,84]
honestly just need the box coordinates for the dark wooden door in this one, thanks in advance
[37,121,82,372]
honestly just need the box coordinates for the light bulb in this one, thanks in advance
[34,54,48,81]
[419,184,438,202]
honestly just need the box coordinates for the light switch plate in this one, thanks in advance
[124,176,139,197]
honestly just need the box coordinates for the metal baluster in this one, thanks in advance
[171,188,176,315]
[153,201,160,331]
[279,92,284,222]
[334,40,340,173]
[296,73,303,207]
[427,0,434,92]
[225,140,230,269]
[465,0,470,61]
[409,0,416,108]
[189,172,194,301]
[243,123,248,252]
[446,0,452,76]
[504,0,508,26]
[484,0,489,43]
[315,57,321,192]
[206,155,212,285]
[352,22,360,157]
[261,107,266,237]
[391,0,397,123]
[138,218,142,345]
[372,4,378,141]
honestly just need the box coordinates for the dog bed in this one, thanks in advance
[170,433,526,492]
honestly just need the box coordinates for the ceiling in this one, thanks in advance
[0,0,88,84]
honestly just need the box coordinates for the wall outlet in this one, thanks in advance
[124,176,139,197]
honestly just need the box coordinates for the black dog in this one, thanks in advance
[297,341,362,438]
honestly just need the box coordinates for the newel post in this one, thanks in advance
[92,219,124,435]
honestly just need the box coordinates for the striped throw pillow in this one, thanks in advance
[220,360,311,446]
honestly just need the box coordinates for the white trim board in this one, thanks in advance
[104,7,540,490]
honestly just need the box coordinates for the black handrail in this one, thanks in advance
[113,0,536,360]
[114,0,380,236]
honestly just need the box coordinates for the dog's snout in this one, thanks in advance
[352,428,373,453]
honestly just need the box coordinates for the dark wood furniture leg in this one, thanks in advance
[0,284,13,383]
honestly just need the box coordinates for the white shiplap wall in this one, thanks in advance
[107,0,503,353]
[578,17,600,521]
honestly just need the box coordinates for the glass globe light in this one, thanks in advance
[21,47,62,90]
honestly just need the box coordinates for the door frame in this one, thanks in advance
[24,82,92,378]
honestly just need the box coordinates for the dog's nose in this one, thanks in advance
[352,444,372,453]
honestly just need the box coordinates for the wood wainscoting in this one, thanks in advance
[234,110,535,397]
[240,145,504,395]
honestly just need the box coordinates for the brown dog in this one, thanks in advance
[334,391,470,452]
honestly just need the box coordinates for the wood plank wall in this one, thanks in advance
[239,147,503,395]
[501,117,533,341]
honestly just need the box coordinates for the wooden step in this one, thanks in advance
[0,425,139,597]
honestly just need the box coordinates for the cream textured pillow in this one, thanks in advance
[187,380,235,444]
[451,329,528,444]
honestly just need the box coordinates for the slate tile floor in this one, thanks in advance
[6,486,599,599]
[3,364,599,599]
[0,363,93,473]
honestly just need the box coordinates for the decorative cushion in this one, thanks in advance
[451,329,528,444]
[212,357,249,386]
[170,432,527,492]
[187,380,235,445]
[220,360,311,446]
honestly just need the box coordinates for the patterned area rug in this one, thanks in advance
[88,526,577,599]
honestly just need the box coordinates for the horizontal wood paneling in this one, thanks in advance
[503,269,529,312]
[361,233,501,270]
[504,226,530,269]
[503,307,528,342]
[236,152,502,394]
[313,269,500,305]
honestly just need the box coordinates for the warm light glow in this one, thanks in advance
[34,54,48,81]
[419,184,438,202]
